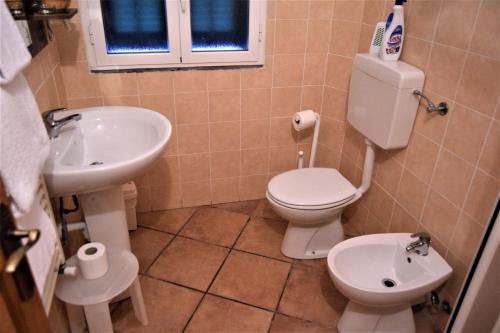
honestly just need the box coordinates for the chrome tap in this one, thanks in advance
[42,108,82,139]
[405,232,431,256]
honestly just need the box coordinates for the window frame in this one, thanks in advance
[79,0,267,71]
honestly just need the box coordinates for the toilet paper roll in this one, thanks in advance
[292,110,317,131]
[77,242,108,280]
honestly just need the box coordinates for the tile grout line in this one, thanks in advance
[267,261,294,333]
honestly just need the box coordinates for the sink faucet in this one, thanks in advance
[42,108,82,139]
[405,232,431,256]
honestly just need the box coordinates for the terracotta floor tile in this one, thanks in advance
[137,207,196,234]
[179,207,249,247]
[270,314,338,333]
[293,258,329,272]
[148,237,229,291]
[185,294,273,333]
[209,251,291,310]
[278,265,347,328]
[130,228,173,273]
[213,200,260,216]
[235,218,291,261]
[112,276,203,332]
[254,200,286,221]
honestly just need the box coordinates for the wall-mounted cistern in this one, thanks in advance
[42,108,82,139]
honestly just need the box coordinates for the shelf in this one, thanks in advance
[13,8,77,21]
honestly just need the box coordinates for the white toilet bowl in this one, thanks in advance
[327,233,453,333]
[266,167,357,259]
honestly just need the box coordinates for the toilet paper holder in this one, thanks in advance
[412,90,448,116]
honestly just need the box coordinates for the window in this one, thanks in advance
[79,0,266,70]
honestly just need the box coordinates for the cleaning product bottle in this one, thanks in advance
[380,0,406,61]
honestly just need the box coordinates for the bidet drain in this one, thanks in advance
[382,278,396,288]
[89,161,103,166]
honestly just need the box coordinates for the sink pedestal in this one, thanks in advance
[79,186,131,250]
[338,301,415,333]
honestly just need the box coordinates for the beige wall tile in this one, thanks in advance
[270,117,298,146]
[275,20,308,54]
[431,150,474,207]
[303,54,327,85]
[211,178,240,204]
[266,20,276,55]
[426,45,466,99]
[241,58,273,89]
[271,87,302,117]
[396,169,429,220]
[449,214,484,265]
[456,54,500,116]
[309,1,334,20]
[175,92,209,124]
[365,182,394,227]
[325,55,352,90]
[374,151,403,196]
[301,86,323,113]
[413,91,450,143]
[470,0,500,59]
[138,71,173,95]
[435,0,480,49]
[60,62,101,99]
[389,203,418,233]
[478,121,499,180]
[333,0,365,22]
[149,156,180,185]
[140,94,175,120]
[239,175,268,201]
[207,70,240,91]
[98,73,137,96]
[330,21,361,58]
[307,20,332,53]
[102,95,140,106]
[35,76,60,111]
[276,0,309,19]
[241,120,270,149]
[273,55,305,87]
[177,124,210,154]
[322,87,347,121]
[241,149,269,176]
[66,97,103,108]
[406,1,441,40]
[464,170,500,225]
[443,105,490,163]
[180,154,211,182]
[400,37,431,71]
[210,122,241,152]
[182,181,212,207]
[421,190,460,247]
[405,133,440,184]
[151,183,182,210]
[241,89,271,120]
[209,91,240,122]
[55,23,87,64]
[318,117,345,151]
[211,151,241,179]
[269,146,297,173]
[362,0,385,25]
[173,71,207,92]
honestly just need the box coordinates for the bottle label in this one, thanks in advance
[385,25,403,55]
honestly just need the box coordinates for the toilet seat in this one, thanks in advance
[267,168,357,210]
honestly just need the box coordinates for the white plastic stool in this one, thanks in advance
[55,248,148,333]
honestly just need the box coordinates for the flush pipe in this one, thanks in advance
[308,112,321,167]
[352,138,375,201]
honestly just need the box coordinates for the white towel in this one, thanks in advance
[0,0,50,214]
[0,0,31,84]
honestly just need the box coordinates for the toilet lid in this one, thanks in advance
[267,168,357,208]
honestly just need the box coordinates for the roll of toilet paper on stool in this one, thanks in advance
[292,110,317,131]
[77,242,108,280]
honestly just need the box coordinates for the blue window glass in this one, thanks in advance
[190,0,249,52]
[100,0,168,54]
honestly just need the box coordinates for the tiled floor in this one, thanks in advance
[114,199,435,333]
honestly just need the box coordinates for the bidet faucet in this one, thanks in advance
[42,108,82,139]
[405,232,431,256]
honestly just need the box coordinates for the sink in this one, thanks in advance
[43,106,171,251]
[43,106,171,197]
[327,233,453,333]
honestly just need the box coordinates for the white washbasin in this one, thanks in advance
[43,106,171,197]
[327,233,453,307]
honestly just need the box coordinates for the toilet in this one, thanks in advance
[267,53,425,259]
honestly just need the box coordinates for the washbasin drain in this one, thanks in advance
[382,278,396,288]
[89,161,103,166]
